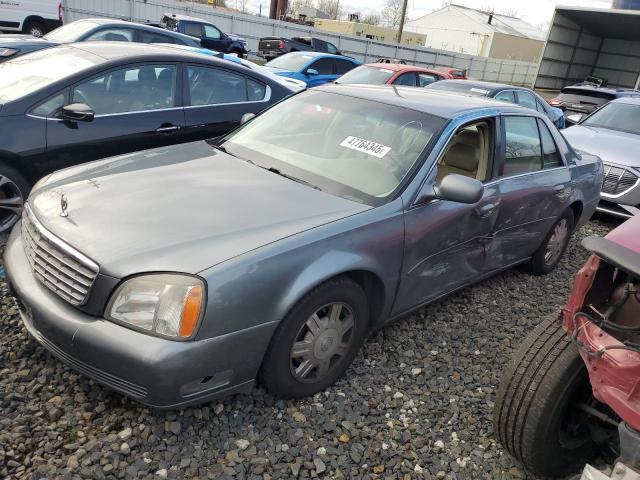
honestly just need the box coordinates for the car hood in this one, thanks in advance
[227,34,246,43]
[563,125,640,168]
[29,141,369,278]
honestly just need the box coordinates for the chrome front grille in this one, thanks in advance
[21,206,98,306]
[601,164,639,196]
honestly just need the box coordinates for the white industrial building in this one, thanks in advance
[405,4,547,62]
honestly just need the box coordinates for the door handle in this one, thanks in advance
[156,125,180,133]
[475,203,497,218]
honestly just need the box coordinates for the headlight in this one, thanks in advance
[0,48,18,58]
[107,274,205,339]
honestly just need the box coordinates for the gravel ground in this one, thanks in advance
[0,217,618,480]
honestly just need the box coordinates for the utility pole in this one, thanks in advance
[396,0,408,43]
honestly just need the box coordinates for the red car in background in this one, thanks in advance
[335,63,452,88]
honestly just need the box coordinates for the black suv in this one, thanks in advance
[159,14,248,57]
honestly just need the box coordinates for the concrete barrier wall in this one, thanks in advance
[62,0,539,86]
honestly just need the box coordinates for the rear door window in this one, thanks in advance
[310,58,335,75]
[335,59,356,75]
[538,119,563,168]
[502,116,543,176]
[515,90,538,110]
[494,90,515,103]
[417,73,439,87]
[187,66,266,105]
[393,73,416,86]
[85,28,134,42]
[183,22,202,38]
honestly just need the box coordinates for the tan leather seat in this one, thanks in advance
[437,128,481,181]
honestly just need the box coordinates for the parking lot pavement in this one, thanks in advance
[0,218,617,480]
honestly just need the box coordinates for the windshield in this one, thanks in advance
[0,47,102,103]
[336,65,395,85]
[426,81,489,96]
[221,90,445,204]
[265,54,313,71]
[582,102,640,135]
[44,20,99,42]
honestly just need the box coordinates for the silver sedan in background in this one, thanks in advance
[563,97,640,218]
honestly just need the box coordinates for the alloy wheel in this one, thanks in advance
[545,219,569,265]
[0,175,24,232]
[290,302,355,383]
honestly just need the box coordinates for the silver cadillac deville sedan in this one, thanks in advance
[563,97,640,218]
[5,85,603,408]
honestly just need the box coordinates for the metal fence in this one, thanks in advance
[62,0,539,86]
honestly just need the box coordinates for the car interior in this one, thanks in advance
[188,67,265,105]
[436,121,491,183]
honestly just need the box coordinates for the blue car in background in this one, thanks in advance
[264,51,361,87]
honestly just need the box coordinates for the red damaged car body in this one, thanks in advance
[563,216,640,431]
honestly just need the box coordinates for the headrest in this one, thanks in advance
[138,67,157,84]
[443,142,478,172]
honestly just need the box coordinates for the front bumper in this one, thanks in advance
[5,226,277,408]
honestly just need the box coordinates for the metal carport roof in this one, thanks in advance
[535,7,640,90]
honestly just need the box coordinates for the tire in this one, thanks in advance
[526,208,574,275]
[23,20,45,37]
[259,276,369,398]
[0,164,30,233]
[493,317,598,478]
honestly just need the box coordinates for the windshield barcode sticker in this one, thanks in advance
[340,136,391,158]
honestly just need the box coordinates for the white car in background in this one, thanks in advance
[0,0,62,37]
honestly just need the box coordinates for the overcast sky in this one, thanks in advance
[242,0,613,29]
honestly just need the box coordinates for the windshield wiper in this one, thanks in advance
[265,167,322,191]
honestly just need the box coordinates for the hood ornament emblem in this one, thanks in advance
[60,194,68,218]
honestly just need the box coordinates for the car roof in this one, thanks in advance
[283,51,357,61]
[434,79,522,92]
[363,63,442,74]
[70,18,197,38]
[562,84,640,95]
[162,13,211,23]
[63,42,239,65]
[316,84,531,118]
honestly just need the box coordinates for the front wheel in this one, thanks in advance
[24,20,45,37]
[0,165,29,233]
[526,208,574,275]
[493,317,601,477]
[259,277,369,398]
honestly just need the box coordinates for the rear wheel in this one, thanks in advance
[0,165,29,233]
[526,208,574,275]
[24,20,45,37]
[493,317,602,477]
[259,277,369,398]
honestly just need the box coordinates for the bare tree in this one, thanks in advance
[316,0,343,19]
[236,0,250,12]
[289,0,315,15]
[381,0,407,28]
[361,13,381,25]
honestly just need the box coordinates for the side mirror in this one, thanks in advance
[305,68,319,76]
[240,112,255,125]
[61,103,95,122]
[566,113,584,125]
[434,174,484,204]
